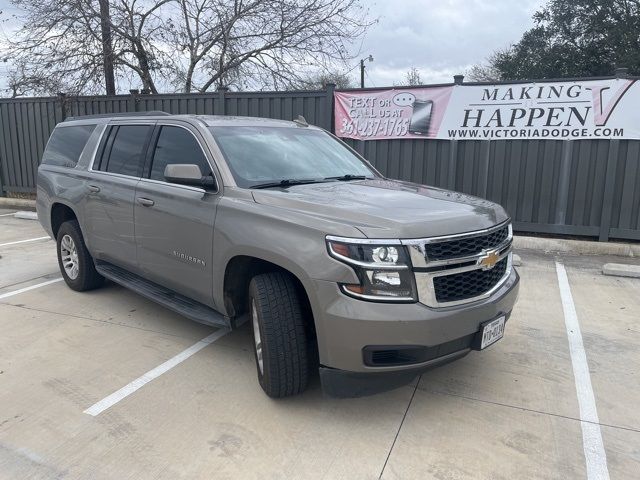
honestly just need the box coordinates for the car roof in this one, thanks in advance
[61,113,321,130]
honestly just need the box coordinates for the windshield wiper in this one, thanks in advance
[324,174,369,181]
[250,178,325,189]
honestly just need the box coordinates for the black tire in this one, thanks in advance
[56,220,104,291]
[249,272,309,398]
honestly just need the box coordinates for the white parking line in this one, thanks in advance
[0,236,50,247]
[0,278,63,300]
[555,262,610,480]
[0,212,17,216]
[84,328,230,416]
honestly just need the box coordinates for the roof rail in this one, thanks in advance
[64,111,171,121]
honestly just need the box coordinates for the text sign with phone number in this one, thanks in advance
[339,118,411,138]
[334,87,454,140]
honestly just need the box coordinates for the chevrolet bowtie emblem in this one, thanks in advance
[478,250,500,270]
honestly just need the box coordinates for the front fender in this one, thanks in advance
[211,195,363,314]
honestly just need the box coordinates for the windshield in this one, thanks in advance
[209,126,377,188]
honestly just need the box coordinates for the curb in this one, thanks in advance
[602,263,640,278]
[14,211,38,220]
[0,198,36,211]
[514,235,640,258]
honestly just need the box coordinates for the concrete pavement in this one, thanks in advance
[1,214,639,479]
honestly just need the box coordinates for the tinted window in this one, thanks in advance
[103,125,151,176]
[42,125,96,167]
[149,126,211,181]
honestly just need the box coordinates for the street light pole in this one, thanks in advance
[360,55,373,89]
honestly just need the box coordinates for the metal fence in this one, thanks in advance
[0,87,333,195]
[1,84,639,242]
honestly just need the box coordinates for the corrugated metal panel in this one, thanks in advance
[484,140,565,226]
[610,140,640,238]
[224,92,327,127]
[0,98,63,192]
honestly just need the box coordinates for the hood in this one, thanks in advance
[251,179,509,239]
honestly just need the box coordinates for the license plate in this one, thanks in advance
[480,316,505,349]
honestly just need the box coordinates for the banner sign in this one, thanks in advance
[334,79,639,141]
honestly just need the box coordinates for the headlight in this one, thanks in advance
[326,236,417,302]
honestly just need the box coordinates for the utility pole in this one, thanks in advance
[360,54,374,88]
[99,0,116,95]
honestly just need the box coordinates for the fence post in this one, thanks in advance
[448,140,458,190]
[555,140,573,225]
[478,140,491,198]
[129,89,139,112]
[324,82,336,132]
[615,67,629,79]
[57,92,68,120]
[0,160,4,197]
[598,140,620,242]
[217,86,228,116]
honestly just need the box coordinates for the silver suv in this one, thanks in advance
[37,113,519,398]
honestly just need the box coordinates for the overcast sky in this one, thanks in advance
[0,0,545,92]
[358,0,545,86]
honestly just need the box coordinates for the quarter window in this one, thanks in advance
[42,125,96,167]
[101,125,152,177]
[149,126,211,181]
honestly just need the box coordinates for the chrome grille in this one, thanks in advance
[403,222,513,308]
[424,225,510,261]
[433,257,508,303]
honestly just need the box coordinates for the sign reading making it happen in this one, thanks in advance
[334,78,640,141]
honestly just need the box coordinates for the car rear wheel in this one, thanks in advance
[56,220,104,291]
[248,272,310,397]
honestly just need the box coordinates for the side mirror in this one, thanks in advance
[164,164,217,191]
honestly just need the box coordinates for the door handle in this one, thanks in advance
[87,185,100,193]
[137,197,155,207]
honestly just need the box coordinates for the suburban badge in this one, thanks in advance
[172,250,206,267]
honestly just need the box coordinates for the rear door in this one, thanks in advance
[134,123,221,306]
[83,123,154,270]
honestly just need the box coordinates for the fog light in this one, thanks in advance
[371,271,401,286]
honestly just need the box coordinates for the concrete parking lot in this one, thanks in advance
[1,208,639,480]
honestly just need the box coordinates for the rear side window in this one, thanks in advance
[149,126,212,181]
[42,125,96,167]
[99,125,152,177]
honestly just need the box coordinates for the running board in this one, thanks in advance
[95,262,231,329]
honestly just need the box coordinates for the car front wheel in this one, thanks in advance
[248,272,310,397]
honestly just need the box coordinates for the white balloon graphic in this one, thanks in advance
[393,92,416,107]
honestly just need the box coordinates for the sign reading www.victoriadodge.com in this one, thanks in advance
[334,78,638,141]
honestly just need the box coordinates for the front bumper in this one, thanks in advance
[320,348,471,398]
[309,268,520,389]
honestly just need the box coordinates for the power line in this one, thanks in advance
[365,68,376,87]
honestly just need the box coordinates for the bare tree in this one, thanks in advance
[98,0,115,94]
[466,50,506,82]
[402,67,422,86]
[164,0,372,92]
[2,0,372,95]
[294,68,354,89]
[2,0,108,95]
